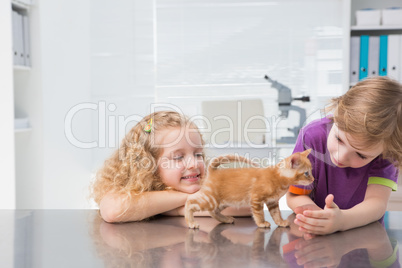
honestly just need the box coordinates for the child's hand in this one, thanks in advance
[294,194,344,235]
[294,203,321,215]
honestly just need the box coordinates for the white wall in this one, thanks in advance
[90,0,156,170]
[38,0,93,208]
[31,0,156,208]
[155,0,344,155]
[15,0,344,209]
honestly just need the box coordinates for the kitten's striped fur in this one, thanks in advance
[185,149,314,228]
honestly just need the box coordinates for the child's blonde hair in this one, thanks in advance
[91,110,203,206]
[327,76,402,166]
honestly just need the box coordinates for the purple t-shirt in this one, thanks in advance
[290,117,398,209]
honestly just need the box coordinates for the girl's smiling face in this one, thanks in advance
[327,124,384,168]
[156,126,205,194]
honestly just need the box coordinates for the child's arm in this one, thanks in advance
[286,191,320,213]
[99,190,189,223]
[291,184,392,235]
[99,190,252,223]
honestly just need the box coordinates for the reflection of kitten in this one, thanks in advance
[184,219,290,267]
[185,149,314,228]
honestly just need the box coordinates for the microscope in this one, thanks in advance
[264,75,310,144]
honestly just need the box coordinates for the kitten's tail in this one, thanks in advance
[208,154,257,172]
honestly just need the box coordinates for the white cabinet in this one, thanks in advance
[12,0,41,209]
[0,0,43,209]
[13,1,32,133]
[2,0,133,209]
[347,0,402,211]
[348,0,402,86]
[0,0,16,209]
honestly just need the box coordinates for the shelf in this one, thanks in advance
[14,127,32,133]
[351,25,402,31]
[13,65,31,71]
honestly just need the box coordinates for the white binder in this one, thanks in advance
[12,11,25,66]
[17,12,25,65]
[22,14,31,66]
[387,34,400,80]
[12,11,20,65]
[368,36,379,77]
[350,36,360,83]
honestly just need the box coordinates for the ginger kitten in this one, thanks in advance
[185,149,314,228]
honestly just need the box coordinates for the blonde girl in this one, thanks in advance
[91,110,250,222]
[287,76,402,235]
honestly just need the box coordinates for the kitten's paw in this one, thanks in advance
[222,216,235,224]
[256,221,271,228]
[277,220,289,227]
[188,222,200,229]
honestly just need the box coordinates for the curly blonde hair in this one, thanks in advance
[90,111,203,206]
[326,76,402,167]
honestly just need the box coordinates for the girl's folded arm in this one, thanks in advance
[340,184,391,231]
[286,191,317,212]
[99,190,188,223]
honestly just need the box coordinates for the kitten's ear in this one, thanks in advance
[300,149,312,157]
[290,153,301,168]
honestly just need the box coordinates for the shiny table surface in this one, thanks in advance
[1,210,401,268]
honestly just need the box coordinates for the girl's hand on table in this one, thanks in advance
[294,203,321,215]
[294,194,345,235]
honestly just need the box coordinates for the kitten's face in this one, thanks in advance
[293,169,314,186]
[289,149,314,186]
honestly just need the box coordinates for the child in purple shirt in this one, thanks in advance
[287,76,402,235]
